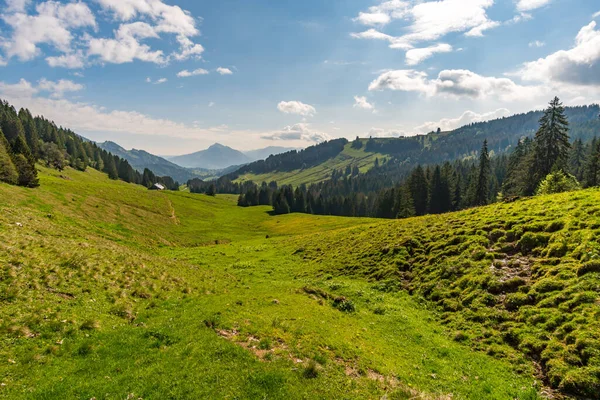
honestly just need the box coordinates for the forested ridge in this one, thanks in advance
[0,99,178,190]
[232,98,599,219]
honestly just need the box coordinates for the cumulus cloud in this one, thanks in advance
[145,77,167,84]
[177,68,209,77]
[38,78,84,98]
[0,0,205,68]
[1,1,96,61]
[216,67,233,75]
[261,123,330,143]
[369,69,543,101]
[46,51,86,69]
[367,127,404,138]
[352,0,498,52]
[353,96,375,111]
[517,21,600,86]
[277,101,316,117]
[516,0,552,12]
[5,0,31,13]
[414,108,511,133]
[405,43,452,65]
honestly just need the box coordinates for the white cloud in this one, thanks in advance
[368,70,434,94]
[414,108,511,133]
[353,96,375,111]
[353,1,410,27]
[171,34,204,61]
[593,11,600,19]
[517,21,600,86]
[216,67,233,75]
[529,40,545,48]
[354,12,391,26]
[277,101,316,117]
[95,0,198,37]
[369,69,542,101]
[38,78,84,98]
[352,0,498,51]
[177,68,209,77]
[87,22,166,64]
[146,77,167,84]
[261,123,330,143]
[0,78,38,98]
[208,102,215,107]
[1,0,205,68]
[367,127,404,138]
[516,0,552,12]
[46,51,86,69]
[405,43,452,65]
[5,0,31,13]
[1,1,96,61]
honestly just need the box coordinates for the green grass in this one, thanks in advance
[234,141,385,186]
[0,165,578,399]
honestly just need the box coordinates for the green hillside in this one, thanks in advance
[235,141,384,186]
[2,166,600,398]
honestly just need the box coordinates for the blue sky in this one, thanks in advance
[0,0,599,154]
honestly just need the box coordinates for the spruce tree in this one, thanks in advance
[584,138,600,187]
[13,153,39,187]
[474,140,491,205]
[408,165,428,215]
[530,97,571,192]
[569,138,586,181]
[0,129,18,184]
[104,155,118,180]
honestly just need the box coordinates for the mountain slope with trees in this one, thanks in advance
[0,99,179,191]
[98,141,197,183]
[227,104,599,188]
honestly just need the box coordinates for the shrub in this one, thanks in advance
[536,171,581,196]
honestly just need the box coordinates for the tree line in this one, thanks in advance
[236,97,598,219]
[0,99,178,190]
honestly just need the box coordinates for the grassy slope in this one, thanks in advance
[234,141,384,186]
[297,193,600,397]
[1,167,544,399]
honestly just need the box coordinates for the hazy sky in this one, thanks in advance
[0,0,599,155]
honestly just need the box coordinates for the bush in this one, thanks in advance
[333,297,356,313]
[536,171,581,196]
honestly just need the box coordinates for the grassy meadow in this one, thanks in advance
[234,141,384,186]
[2,166,598,398]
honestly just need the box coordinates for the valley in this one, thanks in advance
[2,165,599,398]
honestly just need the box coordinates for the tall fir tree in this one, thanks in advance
[529,97,571,193]
[0,129,18,185]
[474,140,491,205]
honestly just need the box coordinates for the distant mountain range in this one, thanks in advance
[166,144,296,169]
[98,141,295,183]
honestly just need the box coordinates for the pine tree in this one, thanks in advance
[569,138,586,182]
[408,165,428,215]
[104,155,118,180]
[584,138,600,187]
[18,108,40,159]
[396,184,415,219]
[206,183,217,196]
[293,187,306,213]
[530,97,571,193]
[13,153,39,187]
[428,166,450,214]
[474,140,491,205]
[0,129,18,184]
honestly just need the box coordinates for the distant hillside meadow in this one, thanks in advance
[1,97,600,399]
